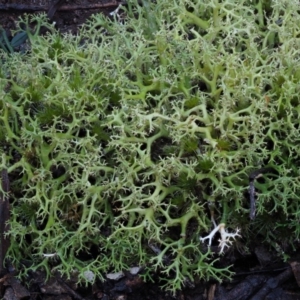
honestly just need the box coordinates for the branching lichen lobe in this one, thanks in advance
[0,169,10,275]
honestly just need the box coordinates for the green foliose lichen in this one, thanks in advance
[1,0,300,294]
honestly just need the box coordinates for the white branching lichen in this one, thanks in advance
[200,223,241,254]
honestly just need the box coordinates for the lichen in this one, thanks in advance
[1,0,300,294]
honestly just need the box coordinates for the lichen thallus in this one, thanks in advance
[200,166,276,253]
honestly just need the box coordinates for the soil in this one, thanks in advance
[0,0,120,35]
[1,1,300,299]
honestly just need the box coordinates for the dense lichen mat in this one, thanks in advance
[1,0,300,293]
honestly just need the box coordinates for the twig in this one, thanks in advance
[248,167,274,220]
[215,275,268,300]
[0,2,125,12]
[55,274,85,300]
[47,0,64,20]
[249,266,293,300]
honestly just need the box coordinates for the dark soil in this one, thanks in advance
[0,0,120,35]
[1,1,300,299]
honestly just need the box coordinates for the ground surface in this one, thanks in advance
[1,1,300,299]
